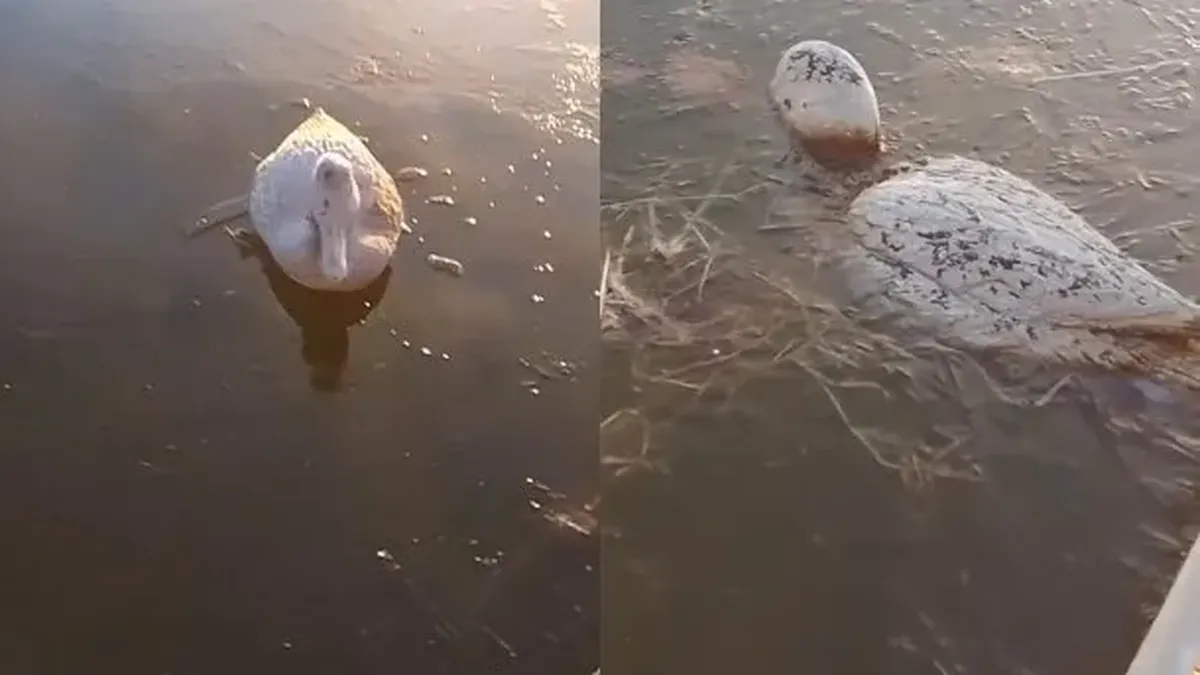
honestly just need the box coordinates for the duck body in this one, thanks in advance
[249,107,405,292]
[769,39,1200,388]
[842,156,1200,368]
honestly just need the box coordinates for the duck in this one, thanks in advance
[766,39,1200,391]
[189,107,407,292]
[768,40,882,172]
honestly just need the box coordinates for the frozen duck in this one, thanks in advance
[769,39,882,171]
[190,107,407,292]
[767,39,1200,390]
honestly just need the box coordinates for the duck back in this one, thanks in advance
[834,156,1200,386]
[249,108,405,291]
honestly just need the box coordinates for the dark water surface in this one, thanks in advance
[602,0,1200,674]
[0,0,598,673]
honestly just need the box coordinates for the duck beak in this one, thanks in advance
[320,224,349,283]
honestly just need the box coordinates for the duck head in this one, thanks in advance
[311,152,362,284]
[768,39,882,170]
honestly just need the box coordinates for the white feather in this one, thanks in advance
[249,108,406,292]
[841,156,1197,351]
[768,39,881,167]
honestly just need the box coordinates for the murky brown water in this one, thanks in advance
[602,0,1200,674]
[0,0,597,672]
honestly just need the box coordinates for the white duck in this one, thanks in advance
[190,107,407,292]
[766,39,1200,391]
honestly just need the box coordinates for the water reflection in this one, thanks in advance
[244,236,393,392]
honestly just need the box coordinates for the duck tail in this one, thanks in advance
[185,194,250,239]
[1055,311,1200,390]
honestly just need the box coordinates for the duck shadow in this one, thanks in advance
[233,234,392,393]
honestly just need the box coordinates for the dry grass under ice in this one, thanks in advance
[597,169,1002,488]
